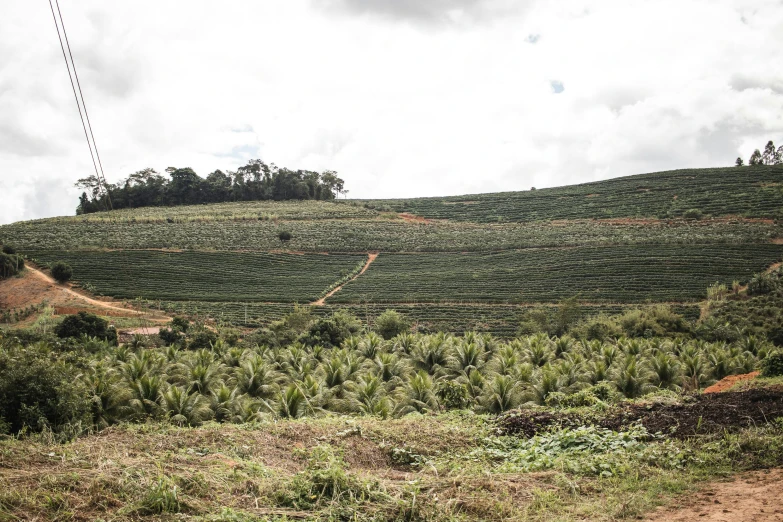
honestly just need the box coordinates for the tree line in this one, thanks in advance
[735,140,783,167]
[75,160,347,214]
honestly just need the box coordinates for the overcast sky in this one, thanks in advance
[1,0,782,225]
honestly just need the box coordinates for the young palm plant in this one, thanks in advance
[481,374,522,414]
[161,386,213,426]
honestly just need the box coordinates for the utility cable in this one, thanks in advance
[47,0,112,211]
[55,0,113,210]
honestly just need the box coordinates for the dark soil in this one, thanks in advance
[498,389,783,439]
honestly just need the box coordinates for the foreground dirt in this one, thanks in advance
[647,468,783,521]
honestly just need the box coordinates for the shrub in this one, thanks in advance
[761,352,783,377]
[0,345,91,434]
[1,245,15,255]
[55,312,117,344]
[188,330,218,350]
[278,231,292,243]
[51,261,73,283]
[170,316,190,332]
[374,309,410,340]
[159,328,184,346]
[683,208,703,220]
[301,311,362,347]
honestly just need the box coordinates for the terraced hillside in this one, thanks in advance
[2,165,782,334]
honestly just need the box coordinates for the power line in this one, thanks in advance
[55,0,112,210]
[48,0,113,211]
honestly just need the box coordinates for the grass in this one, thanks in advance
[1,412,781,521]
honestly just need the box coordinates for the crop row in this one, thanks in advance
[348,166,783,223]
[4,217,780,253]
[329,245,783,304]
[145,301,702,336]
[37,199,378,224]
[27,250,365,303]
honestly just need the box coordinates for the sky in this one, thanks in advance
[1,0,782,225]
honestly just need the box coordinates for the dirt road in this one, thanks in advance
[647,469,783,521]
[25,265,145,315]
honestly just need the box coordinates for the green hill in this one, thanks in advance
[2,165,782,334]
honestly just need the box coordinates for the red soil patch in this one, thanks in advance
[704,372,760,394]
[399,213,432,224]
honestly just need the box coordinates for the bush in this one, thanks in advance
[55,312,117,344]
[159,328,184,346]
[374,309,409,340]
[1,245,16,255]
[51,262,73,283]
[0,344,91,434]
[761,352,783,377]
[188,330,218,350]
[300,311,362,347]
[278,231,292,243]
[170,316,190,332]
[683,208,703,220]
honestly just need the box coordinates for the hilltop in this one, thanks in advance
[2,165,783,333]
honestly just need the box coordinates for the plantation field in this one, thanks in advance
[3,217,780,252]
[49,199,379,223]
[349,165,783,223]
[27,250,366,303]
[330,245,783,304]
[148,300,702,335]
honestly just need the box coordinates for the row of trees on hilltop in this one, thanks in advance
[735,140,783,166]
[76,160,347,214]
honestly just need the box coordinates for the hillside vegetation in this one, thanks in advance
[3,165,783,521]
[2,165,782,335]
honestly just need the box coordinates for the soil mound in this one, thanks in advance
[498,389,783,439]
[704,372,760,393]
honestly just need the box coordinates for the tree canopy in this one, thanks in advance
[76,160,347,214]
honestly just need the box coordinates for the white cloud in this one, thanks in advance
[1,0,782,223]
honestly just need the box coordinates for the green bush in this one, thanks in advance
[188,330,218,350]
[374,310,409,340]
[683,208,703,220]
[0,344,91,434]
[159,328,183,346]
[761,352,783,377]
[51,261,73,283]
[1,245,16,255]
[55,312,117,344]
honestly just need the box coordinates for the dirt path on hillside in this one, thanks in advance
[646,469,783,521]
[25,265,147,316]
[311,253,378,306]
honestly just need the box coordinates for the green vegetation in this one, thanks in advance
[331,245,783,304]
[27,250,366,303]
[76,161,347,214]
[350,165,783,223]
[54,311,118,343]
[0,322,782,520]
[50,261,72,283]
[4,213,779,252]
